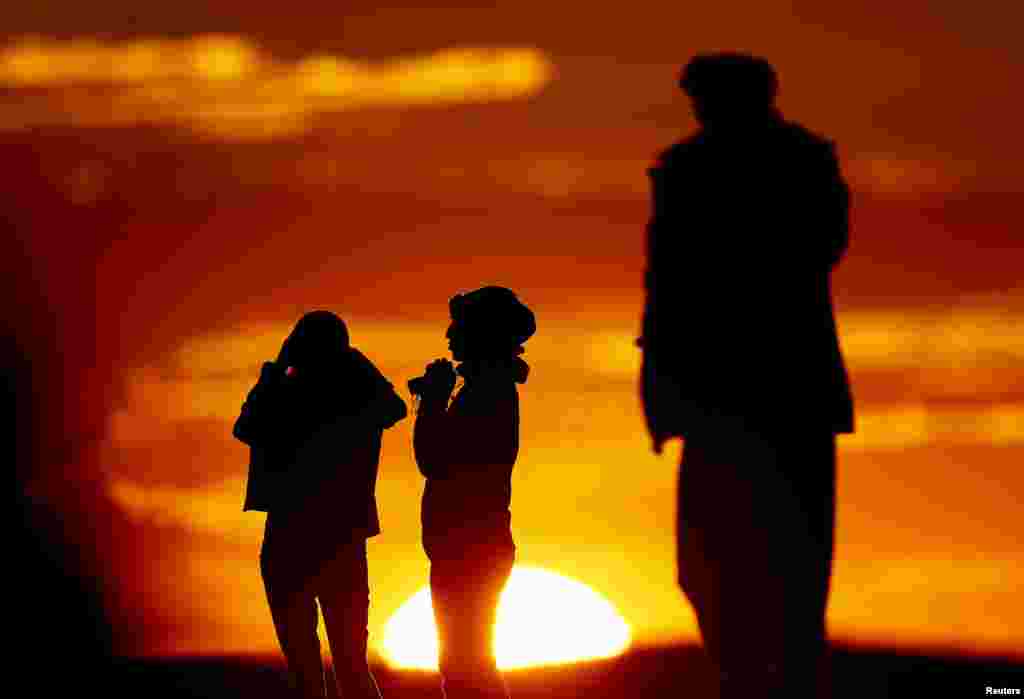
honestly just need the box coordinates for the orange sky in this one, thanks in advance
[6,1,1023,662]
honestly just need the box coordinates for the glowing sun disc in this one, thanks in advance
[381,566,631,670]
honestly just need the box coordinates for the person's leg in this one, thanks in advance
[319,539,383,699]
[681,432,835,699]
[676,440,722,662]
[431,547,513,699]
[772,434,836,698]
[678,434,787,699]
[261,516,327,698]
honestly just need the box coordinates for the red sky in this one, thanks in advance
[6,1,1023,661]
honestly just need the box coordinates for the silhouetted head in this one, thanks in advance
[679,53,779,129]
[446,286,535,362]
[279,310,350,371]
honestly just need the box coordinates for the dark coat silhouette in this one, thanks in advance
[410,286,534,699]
[641,53,856,699]
[414,358,525,557]
[234,346,406,537]
[413,359,526,699]
[642,115,854,449]
[233,313,406,699]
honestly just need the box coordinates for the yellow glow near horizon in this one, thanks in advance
[381,566,631,670]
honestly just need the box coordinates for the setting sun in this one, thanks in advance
[381,566,631,670]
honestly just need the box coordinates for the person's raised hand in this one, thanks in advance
[422,358,457,400]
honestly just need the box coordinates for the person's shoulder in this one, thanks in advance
[348,346,379,370]
[775,120,838,159]
[346,347,391,384]
[651,133,704,172]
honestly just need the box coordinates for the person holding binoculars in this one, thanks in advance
[410,286,536,699]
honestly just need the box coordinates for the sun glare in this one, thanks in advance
[381,566,631,670]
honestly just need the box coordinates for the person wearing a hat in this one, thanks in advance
[233,310,408,699]
[640,53,854,698]
[410,286,535,699]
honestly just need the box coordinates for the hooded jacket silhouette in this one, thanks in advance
[234,337,406,537]
[410,286,535,699]
[232,312,406,699]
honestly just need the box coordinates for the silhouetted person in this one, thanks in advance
[411,287,536,699]
[640,53,855,699]
[233,311,407,699]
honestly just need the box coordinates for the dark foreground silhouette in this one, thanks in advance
[106,643,1024,699]
[234,311,407,698]
[9,331,118,696]
[640,53,855,698]
[410,286,536,699]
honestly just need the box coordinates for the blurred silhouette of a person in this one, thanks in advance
[640,53,854,698]
[233,310,407,699]
[410,286,536,699]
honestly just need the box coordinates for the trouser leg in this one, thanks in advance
[318,540,383,699]
[430,547,514,699]
[677,433,835,699]
[776,436,835,698]
[677,438,763,696]
[261,522,327,699]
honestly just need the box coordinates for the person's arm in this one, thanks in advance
[640,152,671,351]
[333,349,409,430]
[292,361,409,459]
[415,383,517,479]
[413,397,451,479]
[641,152,678,453]
[348,351,408,431]
[412,360,457,479]
[825,142,851,267]
[804,139,850,267]
[366,382,408,430]
[232,361,289,447]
